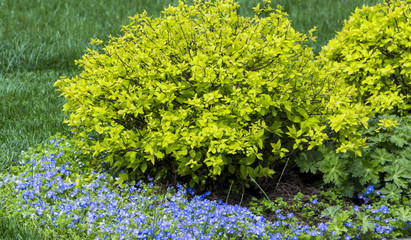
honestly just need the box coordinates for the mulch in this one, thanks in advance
[152,163,342,225]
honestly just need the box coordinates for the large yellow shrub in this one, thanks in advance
[55,0,369,189]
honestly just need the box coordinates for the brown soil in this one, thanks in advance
[152,163,351,225]
[202,168,326,223]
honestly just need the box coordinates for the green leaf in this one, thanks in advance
[354,212,374,234]
[320,206,341,219]
[294,150,321,174]
[240,165,248,179]
[397,206,411,222]
[244,155,255,166]
[327,217,348,236]
[154,150,165,159]
[283,102,292,112]
[286,110,302,123]
[228,164,236,174]
[114,172,129,185]
[119,173,129,181]
[141,163,148,173]
[191,174,199,184]
[148,155,155,165]
[351,159,381,185]
[384,164,411,189]
[318,153,348,186]
[296,107,309,119]
[371,148,394,164]
[339,181,356,198]
[269,121,283,136]
[389,135,407,148]
[189,150,196,158]
[189,179,196,187]
[380,183,402,199]
[286,124,302,139]
[397,157,411,171]
[247,166,257,178]
[258,167,275,177]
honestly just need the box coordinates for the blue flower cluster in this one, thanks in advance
[0,137,410,240]
[351,185,411,239]
[1,148,289,239]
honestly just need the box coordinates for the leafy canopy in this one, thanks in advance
[319,0,411,116]
[55,0,371,190]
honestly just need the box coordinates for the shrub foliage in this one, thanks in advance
[319,0,411,116]
[55,0,369,189]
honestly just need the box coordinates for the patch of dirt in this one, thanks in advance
[202,168,326,223]
[152,163,340,225]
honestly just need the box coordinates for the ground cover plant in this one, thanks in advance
[0,135,410,239]
[1,0,410,239]
[295,115,411,199]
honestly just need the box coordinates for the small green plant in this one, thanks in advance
[319,0,411,116]
[55,0,372,192]
[247,181,411,239]
[295,115,411,198]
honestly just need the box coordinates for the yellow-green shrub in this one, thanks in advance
[319,0,411,116]
[55,0,370,189]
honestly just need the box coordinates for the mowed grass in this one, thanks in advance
[0,0,382,72]
[0,0,383,239]
[0,0,178,72]
[0,71,70,171]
